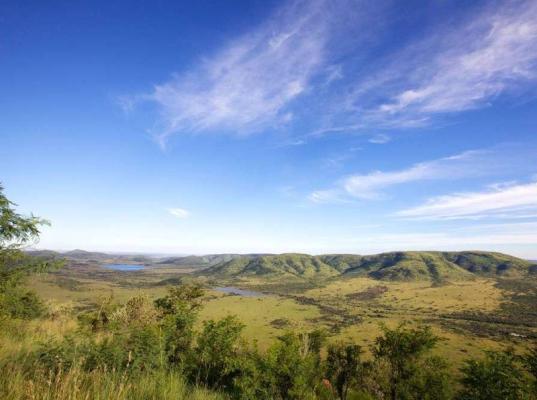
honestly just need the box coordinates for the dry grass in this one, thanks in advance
[0,316,225,400]
[25,270,529,371]
[305,277,503,313]
[0,363,224,400]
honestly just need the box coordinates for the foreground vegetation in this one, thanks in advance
[2,185,537,399]
[2,284,537,399]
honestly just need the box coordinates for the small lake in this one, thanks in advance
[213,286,265,297]
[103,264,145,271]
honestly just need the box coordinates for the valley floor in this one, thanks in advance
[26,261,537,370]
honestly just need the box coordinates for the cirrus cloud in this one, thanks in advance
[127,0,537,145]
[310,148,507,202]
[168,208,190,219]
[396,181,537,220]
[146,0,337,145]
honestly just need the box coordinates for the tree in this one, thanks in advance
[230,347,274,400]
[192,315,245,390]
[155,284,205,367]
[325,342,363,400]
[0,184,44,249]
[458,349,531,400]
[0,184,60,319]
[408,356,452,400]
[266,329,327,400]
[372,324,439,400]
[154,283,204,315]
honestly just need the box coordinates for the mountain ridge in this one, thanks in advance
[199,251,536,282]
[26,249,536,282]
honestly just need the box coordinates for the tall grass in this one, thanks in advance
[0,362,225,400]
[0,316,225,400]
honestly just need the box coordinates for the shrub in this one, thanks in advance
[1,287,45,319]
[191,315,245,391]
[265,330,326,400]
[372,324,440,400]
[156,285,204,368]
[458,349,531,400]
[325,342,363,400]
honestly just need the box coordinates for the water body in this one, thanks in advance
[103,263,145,271]
[213,286,264,297]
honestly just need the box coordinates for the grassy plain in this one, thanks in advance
[25,261,537,373]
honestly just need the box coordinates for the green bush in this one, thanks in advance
[458,349,532,400]
[325,342,363,400]
[0,287,45,319]
[191,315,245,391]
[264,330,326,400]
[371,324,442,400]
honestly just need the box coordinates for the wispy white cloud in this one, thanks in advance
[310,148,499,202]
[144,0,341,143]
[396,181,537,220]
[168,208,190,219]
[308,189,348,204]
[128,0,537,144]
[321,153,354,170]
[368,134,391,144]
[356,0,537,127]
[324,64,343,85]
[310,142,537,203]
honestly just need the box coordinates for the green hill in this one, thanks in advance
[202,253,340,279]
[63,249,111,261]
[157,254,243,268]
[342,251,472,282]
[317,254,363,272]
[28,248,535,282]
[200,251,535,282]
[442,251,532,277]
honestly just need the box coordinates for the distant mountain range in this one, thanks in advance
[26,249,537,282]
[26,249,150,263]
[199,251,536,282]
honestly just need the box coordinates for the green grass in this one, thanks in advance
[199,290,322,349]
[23,254,537,372]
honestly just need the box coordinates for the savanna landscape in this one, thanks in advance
[2,185,537,399]
[3,0,537,399]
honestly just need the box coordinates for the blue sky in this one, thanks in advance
[1,0,537,257]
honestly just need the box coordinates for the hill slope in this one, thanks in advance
[202,253,340,279]
[442,251,532,277]
[157,254,243,268]
[342,252,472,282]
[200,251,535,282]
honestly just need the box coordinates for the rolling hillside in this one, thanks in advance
[156,254,244,268]
[26,248,536,282]
[200,251,535,282]
[442,251,533,277]
[201,253,341,279]
[342,252,473,282]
